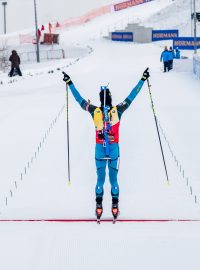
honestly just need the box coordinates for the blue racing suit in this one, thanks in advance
[68,79,144,199]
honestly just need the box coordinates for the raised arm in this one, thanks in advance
[116,68,150,117]
[62,72,97,113]
[63,72,85,105]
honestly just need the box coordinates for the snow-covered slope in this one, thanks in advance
[143,0,200,36]
[0,1,200,270]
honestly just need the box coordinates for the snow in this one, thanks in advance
[143,0,200,37]
[0,1,200,269]
[1,221,200,270]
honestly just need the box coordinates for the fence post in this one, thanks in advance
[62,49,65,59]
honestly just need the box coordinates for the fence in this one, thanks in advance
[0,49,10,71]
[113,0,154,11]
[0,45,90,71]
[193,55,200,79]
[19,49,65,62]
[17,5,113,45]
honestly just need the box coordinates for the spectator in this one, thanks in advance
[168,46,175,70]
[9,50,22,77]
[175,47,181,59]
[160,46,169,72]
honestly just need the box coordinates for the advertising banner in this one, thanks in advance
[152,30,179,41]
[173,37,200,50]
[114,0,153,12]
[111,32,133,42]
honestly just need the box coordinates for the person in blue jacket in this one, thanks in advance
[168,46,175,70]
[160,46,169,72]
[63,68,150,218]
[175,47,181,59]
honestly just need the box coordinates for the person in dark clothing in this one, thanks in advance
[168,46,175,71]
[9,50,22,77]
[160,46,169,72]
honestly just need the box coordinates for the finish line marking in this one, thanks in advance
[0,219,200,223]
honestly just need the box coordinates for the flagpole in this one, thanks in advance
[48,22,54,50]
[193,0,197,54]
[33,0,40,62]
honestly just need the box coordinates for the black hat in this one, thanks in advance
[99,86,112,107]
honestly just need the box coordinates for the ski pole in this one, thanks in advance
[65,78,71,185]
[146,76,170,184]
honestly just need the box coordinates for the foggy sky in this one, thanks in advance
[0,0,116,34]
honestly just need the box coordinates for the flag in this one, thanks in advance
[37,29,41,40]
[56,22,60,28]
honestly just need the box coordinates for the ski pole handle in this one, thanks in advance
[63,72,72,85]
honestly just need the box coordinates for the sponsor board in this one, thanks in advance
[173,37,200,50]
[152,30,179,41]
[111,32,133,42]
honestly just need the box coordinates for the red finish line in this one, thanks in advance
[0,219,200,223]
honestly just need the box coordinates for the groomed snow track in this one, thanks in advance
[1,219,200,223]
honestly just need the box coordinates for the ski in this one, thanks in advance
[97,218,101,224]
[113,217,117,224]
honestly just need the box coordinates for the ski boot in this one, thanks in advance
[112,197,119,224]
[96,197,103,224]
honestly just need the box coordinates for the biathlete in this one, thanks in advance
[63,68,150,220]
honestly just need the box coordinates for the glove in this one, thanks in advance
[62,71,72,85]
[141,68,150,81]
